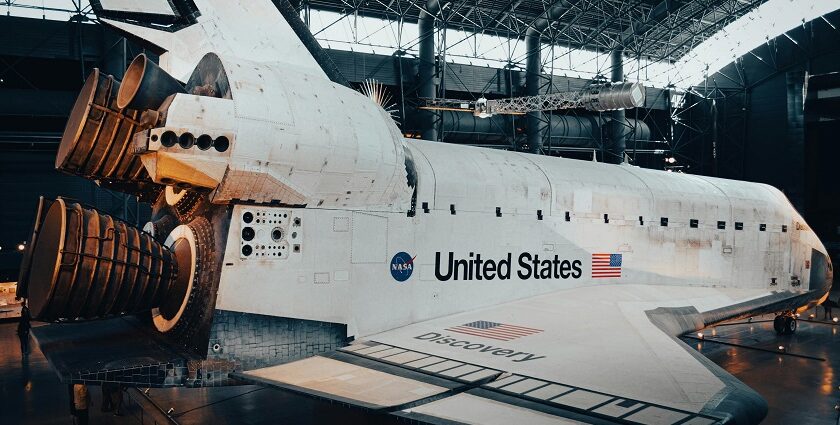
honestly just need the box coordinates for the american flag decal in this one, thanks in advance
[592,253,622,278]
[445,321,543,341]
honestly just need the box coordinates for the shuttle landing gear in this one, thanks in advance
[774,312,797,335]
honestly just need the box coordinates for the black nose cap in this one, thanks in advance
[809,249,833,294]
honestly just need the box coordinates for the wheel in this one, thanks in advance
[774,315,786,334]
[784,316,797,335]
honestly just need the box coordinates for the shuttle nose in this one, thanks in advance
[810,250,833,295]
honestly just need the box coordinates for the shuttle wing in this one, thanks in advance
[233,284,786,424]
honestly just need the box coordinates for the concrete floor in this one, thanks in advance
[2,310,840,424]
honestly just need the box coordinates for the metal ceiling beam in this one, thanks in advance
[301,0,770,62]
[620,0,679,44]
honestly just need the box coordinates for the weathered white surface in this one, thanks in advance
[243,356,447,407]
[365,284,772,413]
[216,138,827,336]
[142,53,411,209]
[406,393,587,425]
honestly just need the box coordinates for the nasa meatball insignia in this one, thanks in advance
[390,252,416,282]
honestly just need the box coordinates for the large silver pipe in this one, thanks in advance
[442,112,650,148]
[582,82,646,111]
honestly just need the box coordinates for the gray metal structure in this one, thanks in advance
[303,0,767,62]
[423,82,645,115]
[292,0,769,159]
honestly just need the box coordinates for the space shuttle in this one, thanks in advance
[17,1,832,424]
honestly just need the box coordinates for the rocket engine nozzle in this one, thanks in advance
[55,68,161,200]
[22,198,192,323]
[117,53,187,111]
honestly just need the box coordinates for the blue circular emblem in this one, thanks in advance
[390,252,415,282]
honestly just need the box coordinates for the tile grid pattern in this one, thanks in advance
[207,310,347,371]
[342,342,724,425]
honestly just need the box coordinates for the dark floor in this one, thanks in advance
[686,309,840,425]
[0,322,394,425]
[0,322,146,425]
[2,310,840,424]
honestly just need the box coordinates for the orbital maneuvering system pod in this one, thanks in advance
[17,38,411,378]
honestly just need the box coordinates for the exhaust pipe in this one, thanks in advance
[117,54,186,111]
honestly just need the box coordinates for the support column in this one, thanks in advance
[418,3,438,141]
[524,33,542,153]
[523,0,573,153]
[608,47,626,164]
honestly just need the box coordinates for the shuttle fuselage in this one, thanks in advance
[213,137,831,339]
[30,45,831,381]
[124,52,830,341]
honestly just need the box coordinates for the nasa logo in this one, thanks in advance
[390,252,416,282]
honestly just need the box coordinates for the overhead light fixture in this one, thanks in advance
[696,332,704,339]
[778,345,785,352]
[17,243,25,251]
[833,317,838,323]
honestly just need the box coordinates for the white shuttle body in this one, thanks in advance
[19,1,832,424]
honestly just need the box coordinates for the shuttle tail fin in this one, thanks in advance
[92,0,347,85]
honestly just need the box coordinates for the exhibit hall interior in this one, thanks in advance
[2,0,840,424]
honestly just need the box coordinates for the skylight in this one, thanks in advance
[3,0,93,21]
[672,0,839,88]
